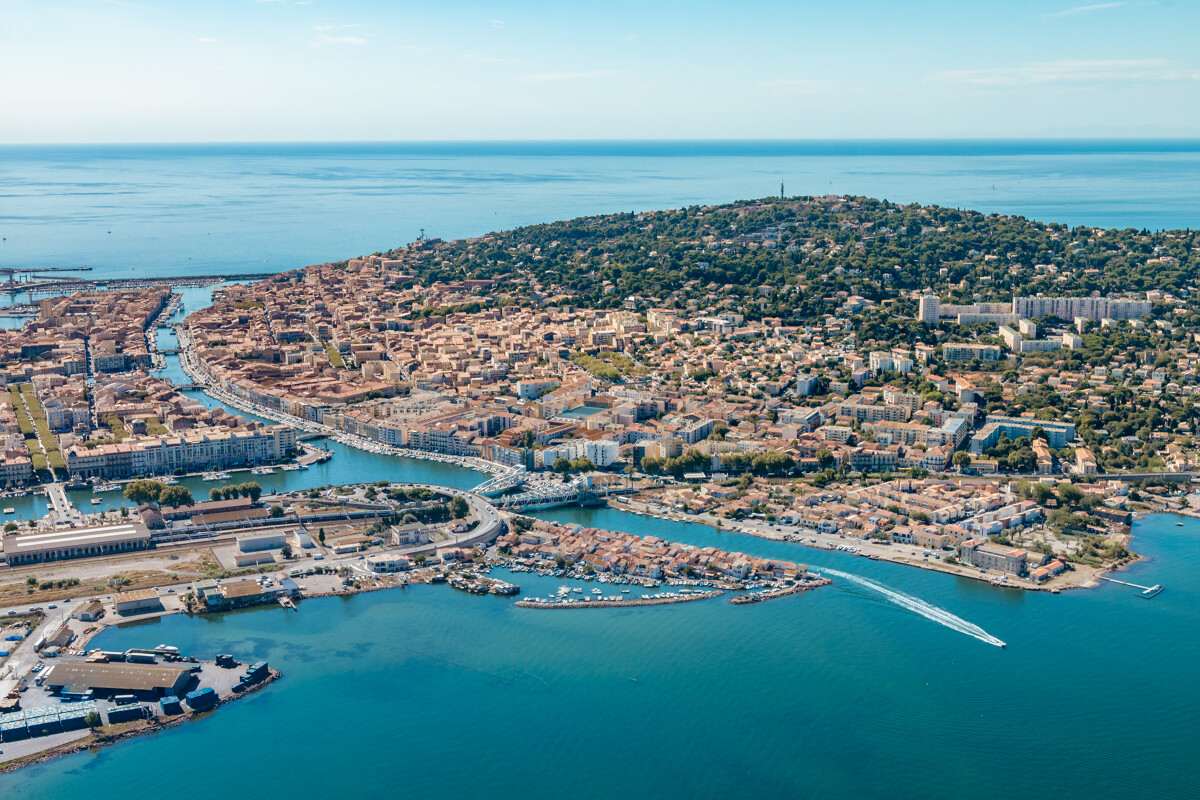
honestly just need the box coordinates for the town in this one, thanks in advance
[1,194,1196,772]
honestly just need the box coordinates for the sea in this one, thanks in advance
[1,141,1199,798]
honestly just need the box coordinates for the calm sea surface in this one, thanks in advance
[4,512,1198,798]
[2,140,1199,281]
[1,141,1199,797]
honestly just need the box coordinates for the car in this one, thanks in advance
[47,604,57,609]
[31,663,44,673]
[5,610,14,616]
[167,588,175,593]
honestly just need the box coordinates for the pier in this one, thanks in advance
[0,272,280,295]
[1097,576,1164,598]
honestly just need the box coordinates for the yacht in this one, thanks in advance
[2,508,13,514]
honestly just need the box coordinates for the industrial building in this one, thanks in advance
[0,701,99,742]
[43,661,197,699]
[235,531,287,552]
[2,523,151,566]
[112,588,163,615]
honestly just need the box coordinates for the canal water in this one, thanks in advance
[7,282,487,518]
[4,510,1197,798]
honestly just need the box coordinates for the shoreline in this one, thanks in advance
[0,668,283,777]
[613,498,1138,593]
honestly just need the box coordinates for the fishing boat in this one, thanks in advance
[2,508,13,515]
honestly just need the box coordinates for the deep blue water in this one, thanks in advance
[4,512,1198,798]
[2,140,1199,282]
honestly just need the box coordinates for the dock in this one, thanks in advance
[1097,576,1164,598]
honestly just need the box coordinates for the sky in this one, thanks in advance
[1,0,1198,142]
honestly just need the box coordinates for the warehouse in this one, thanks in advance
[43,661,197,699]
[2,523,151,566]
[112,588,163,615]
[235,531,287,552]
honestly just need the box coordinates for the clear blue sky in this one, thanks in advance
[2,0,1197,142]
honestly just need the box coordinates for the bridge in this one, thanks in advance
[495,477,589,509]
[473,467,527,496]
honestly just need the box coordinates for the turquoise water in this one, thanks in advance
[2,141,1199,280]
[4,511,1197,797]
[3,141,1200,795]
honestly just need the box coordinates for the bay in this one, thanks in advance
[2,140,1199,283]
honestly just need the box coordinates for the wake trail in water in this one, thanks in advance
[817,567,1006,648]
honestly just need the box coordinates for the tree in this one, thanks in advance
[449,496,469,519]
[209,488,222,501]
[269,505,285,518]
[816,448,835,470]
[551,457,572,474]
[242,482,263,503]
[951,451,972,471]
[123,479,165,506]
[1058,483,1085,505]
[280,543,293,559]
[157,486,195,508]
[84,711,101,728]
[4,521,16,533]
[569,457,596,472]
[318,527,326,544]
[640,455,664,474]
[1031,483,1056,505]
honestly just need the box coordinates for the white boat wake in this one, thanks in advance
[817,567,1006,648]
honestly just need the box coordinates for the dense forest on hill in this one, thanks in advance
[383,195,1198,323]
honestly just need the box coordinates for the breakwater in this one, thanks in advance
[728,577,832,604]
[515,589,724,609]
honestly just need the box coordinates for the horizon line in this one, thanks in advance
[4,136,1200,147]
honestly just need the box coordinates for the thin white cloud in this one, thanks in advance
[933,59,1199,86]
[1047,2,1126,17]
[489,19,504,28]
[754,78,830,92]
[519,69,619,82]
[624,34,638,41]
[461,51,523,64]
[313,35,368,46]
[197,37,220,44]
[310,24,370,47]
